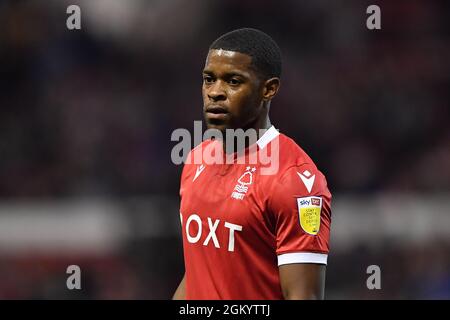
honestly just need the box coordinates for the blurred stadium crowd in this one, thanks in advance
[0,0,449,299]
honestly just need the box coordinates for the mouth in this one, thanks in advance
[205,105,229,120]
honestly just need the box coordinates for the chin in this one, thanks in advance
[205,119,228,132]
[205,123,226,134]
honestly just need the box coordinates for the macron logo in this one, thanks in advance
[297,170,315,193]
[193,164,205,182]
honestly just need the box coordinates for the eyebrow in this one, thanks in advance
[202,70,249,78]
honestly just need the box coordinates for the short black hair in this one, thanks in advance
[209,28,282,79]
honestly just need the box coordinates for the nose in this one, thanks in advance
[207,80,226,101]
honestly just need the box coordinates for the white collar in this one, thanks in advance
[256,125,279,149]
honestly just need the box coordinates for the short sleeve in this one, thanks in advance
[268,163,332,266]
[179,149,194,198]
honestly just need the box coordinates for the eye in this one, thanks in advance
[228,78,242,86]
[203,75,214,84]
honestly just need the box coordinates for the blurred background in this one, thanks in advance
[0,0,449,299]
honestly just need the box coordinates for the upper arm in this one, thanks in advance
[279,263,326,300]
[269,163,332,258]
[267,163,332,299]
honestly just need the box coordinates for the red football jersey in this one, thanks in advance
[179,126,332,299]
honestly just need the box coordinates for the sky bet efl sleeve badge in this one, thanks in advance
[297,196,322,235]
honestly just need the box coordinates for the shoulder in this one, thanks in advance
[180,139,215,181]
[278,133,315,168]
[261,132,330,197]
[273,133,321,178]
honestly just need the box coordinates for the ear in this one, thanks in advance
[262,77,281,101]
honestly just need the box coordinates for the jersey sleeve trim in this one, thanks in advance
[277,252,328,266]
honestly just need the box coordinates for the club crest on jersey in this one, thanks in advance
[297,196,322,235]
[231,166,256,200]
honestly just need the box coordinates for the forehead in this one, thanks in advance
[204,49,254,74]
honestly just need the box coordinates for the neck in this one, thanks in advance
[221,114,272,155]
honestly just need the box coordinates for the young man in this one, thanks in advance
[173,28,332,300]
